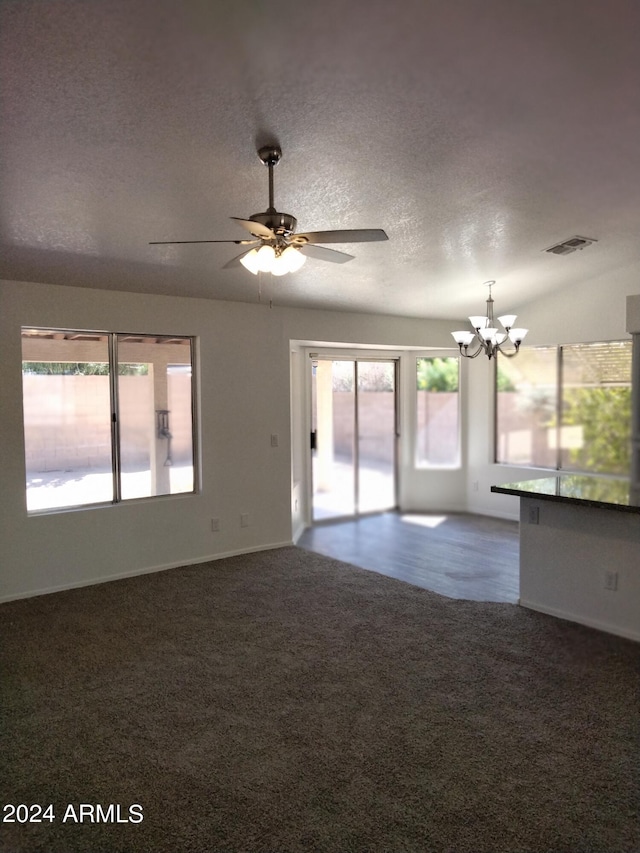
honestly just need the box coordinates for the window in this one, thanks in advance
[496,341,632,475]
[495,347,557,468]
[560,342,632,474]
[416,356,460,467]
[21,329,196,511]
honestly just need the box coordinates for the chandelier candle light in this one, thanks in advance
[452,281,528,359]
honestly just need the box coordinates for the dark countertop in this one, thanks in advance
[491,474,640,515]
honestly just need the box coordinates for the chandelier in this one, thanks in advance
[452,281,528,359]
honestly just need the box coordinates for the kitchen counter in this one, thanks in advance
[491,474,640,514]
[490,474,639,641]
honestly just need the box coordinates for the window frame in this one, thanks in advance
[21,327,198,514]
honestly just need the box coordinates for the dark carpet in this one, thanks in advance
[1,546,638,853]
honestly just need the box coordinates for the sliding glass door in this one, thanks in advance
[311,358,397,521]
[357,362,397,513]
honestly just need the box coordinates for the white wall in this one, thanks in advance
[4,270,639,602]
[0,279,456,601]
[628,294,640,334]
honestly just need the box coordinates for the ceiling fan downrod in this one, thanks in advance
[251,145,297,235]
[257,145,281,214]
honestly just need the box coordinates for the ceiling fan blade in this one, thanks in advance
[222,249,253,270]
[230,217,275,239]
[149,239,257,245]
[293,228,388,245]
[299,244,354,264]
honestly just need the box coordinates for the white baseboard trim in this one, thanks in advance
[399,503,468,515]
[467,506,519,522]
[519,598,640,643]
[485,510,519,522]
[0,540,294,604]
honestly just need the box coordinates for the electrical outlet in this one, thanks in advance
[271,434,279,447]
[604,570,618,591]
[472,481,479,492]
[240,513,250,528]
[211,518,220,532]
[528,506,539,525]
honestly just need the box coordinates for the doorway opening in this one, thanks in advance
[311,358,398,521]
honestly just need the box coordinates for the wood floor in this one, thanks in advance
[298,511,520,603]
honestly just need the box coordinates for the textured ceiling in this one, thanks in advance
[1,0,640,320]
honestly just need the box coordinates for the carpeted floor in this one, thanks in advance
[1,546,638,853]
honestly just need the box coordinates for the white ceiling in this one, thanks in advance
[1,0,640,320]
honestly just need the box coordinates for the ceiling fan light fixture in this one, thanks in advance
[239,243,306,276]
[239,248,261,274]
[271,247,306,275]
[281,245,306,272]
[270,262,289,277]
[256,244,276,272]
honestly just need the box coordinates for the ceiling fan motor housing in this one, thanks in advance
[250,211,297,235]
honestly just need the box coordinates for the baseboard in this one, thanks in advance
[466,505,519,522]
[484,509,519,522]
[519,598,640,643]
[0,540,294,604]
[399,502,468,515]
[403,503,519,522]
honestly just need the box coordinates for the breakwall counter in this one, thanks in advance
[491,476,640,642]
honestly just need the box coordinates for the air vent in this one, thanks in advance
[544,235,597,256]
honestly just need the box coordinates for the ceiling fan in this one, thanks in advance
[149,145,388,275]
